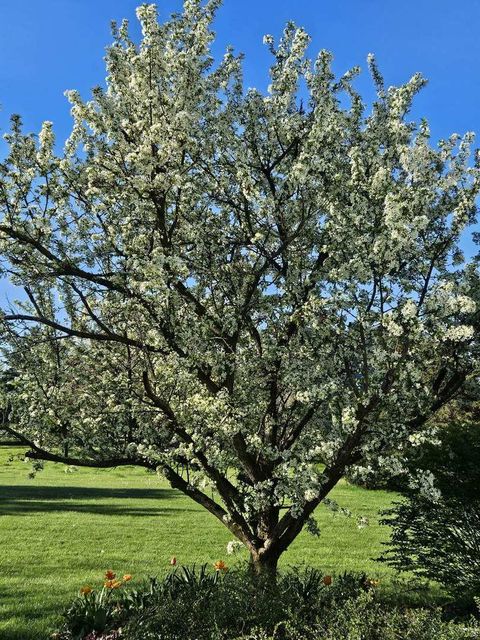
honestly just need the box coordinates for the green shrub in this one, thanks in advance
[380,421,480,600]
[123,587,480,640]
[55,566,370,639]
[56,565,480,640]
[409,420,480,502]
[317,594,479,640]
[380,498,480,599]
[55,571,159,640]
[122,566,328,639]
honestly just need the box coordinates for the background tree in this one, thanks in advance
[379,414,480,600]
[1,1,480,574]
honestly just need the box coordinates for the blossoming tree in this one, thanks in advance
[1,1,480,574]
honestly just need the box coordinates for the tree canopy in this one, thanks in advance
[1,1,480,572]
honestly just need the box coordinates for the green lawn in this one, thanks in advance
[0,445,397,640]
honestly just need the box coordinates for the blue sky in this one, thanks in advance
[1,0,480,145]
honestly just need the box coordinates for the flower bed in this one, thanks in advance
[52,564,480,640]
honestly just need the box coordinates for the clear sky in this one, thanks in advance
[1,0,480,145]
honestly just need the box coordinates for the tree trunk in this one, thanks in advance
[250,548,280,579]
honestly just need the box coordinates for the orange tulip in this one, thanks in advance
[80,585,93,595]
[123,574,133,582]
[213,560,228,572]
[322,575,332,586]
[105,570,116,580]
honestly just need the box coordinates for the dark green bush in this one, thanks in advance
[380,421,480,600]
[56,565,480,640]
[409,420,480,501]
[380,498,480,599]
[120,568,478,640]
[122,566,358,639]
[55,567,371,639]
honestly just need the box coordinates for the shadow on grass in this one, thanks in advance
[0,485,185,516]
[0,584,63,640]
[0,628,50,640]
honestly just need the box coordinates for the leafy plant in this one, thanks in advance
[56,565,480,640]
[380,498,480,600]
[59,571,137,640]
[380,421,480,600]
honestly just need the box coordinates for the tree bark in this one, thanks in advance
[250,547,280,578]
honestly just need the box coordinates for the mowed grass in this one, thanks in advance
[0,445,396,640]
